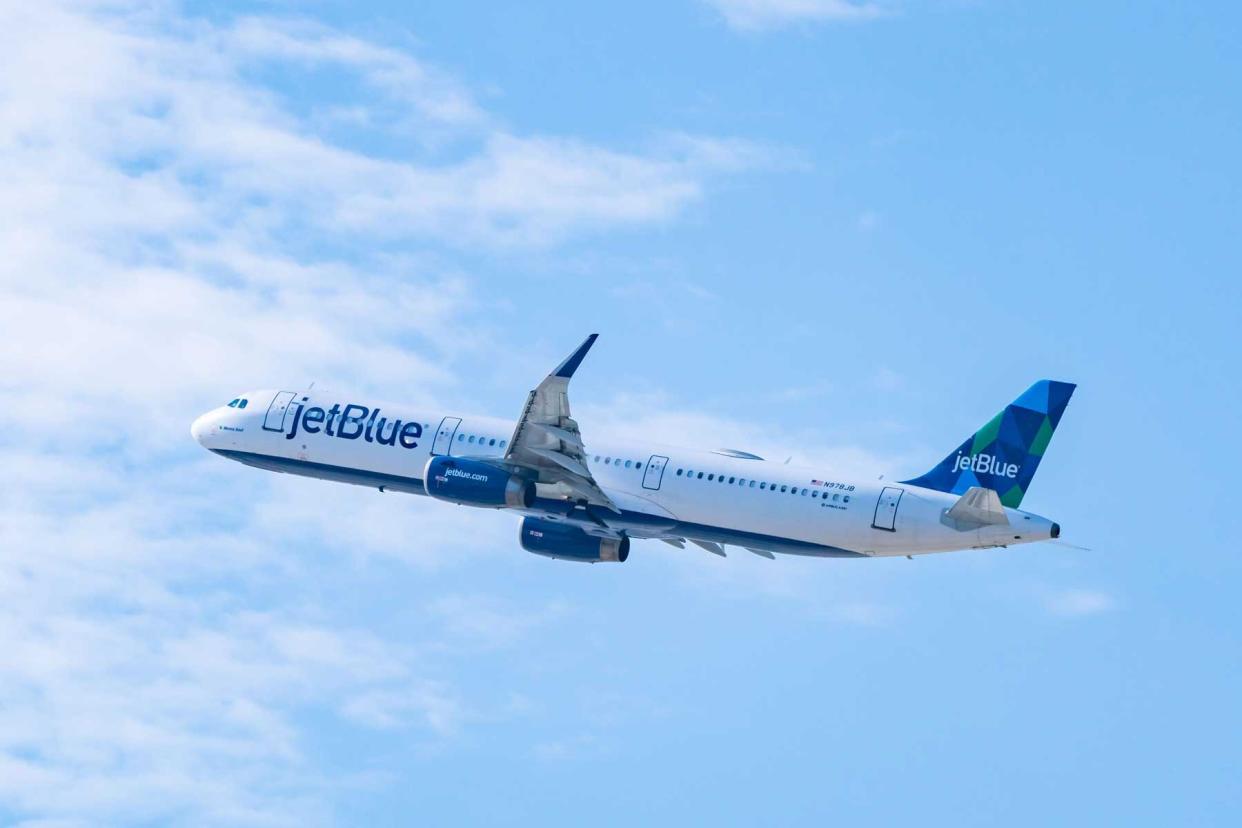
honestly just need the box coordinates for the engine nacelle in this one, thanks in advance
[424,456,535,509]
[519,517,630,563]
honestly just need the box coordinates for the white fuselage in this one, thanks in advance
[191,389,1059,558]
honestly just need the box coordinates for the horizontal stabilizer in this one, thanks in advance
[944,486,1010,530]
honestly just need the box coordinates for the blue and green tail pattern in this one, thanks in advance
[902,380,1076,508]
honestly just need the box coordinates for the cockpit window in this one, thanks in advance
[226,398,249,409]
[238,399,248,409]
[227,398,239,408]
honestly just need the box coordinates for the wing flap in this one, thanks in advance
[691,539,727,557]
[529,447,593,479]
[530,421,587,451]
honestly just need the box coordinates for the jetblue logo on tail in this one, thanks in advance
[284,400,421,449]
[901,379,1075,508]
[952,452,1019,479]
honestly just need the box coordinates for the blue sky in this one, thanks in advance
[1,1,1239,825]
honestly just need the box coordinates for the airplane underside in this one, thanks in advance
[213,448,867,558]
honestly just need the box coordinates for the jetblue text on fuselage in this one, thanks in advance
[952,451,1019,478]
[285,400,421,448]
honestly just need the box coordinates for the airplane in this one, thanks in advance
[191,334,1075,563]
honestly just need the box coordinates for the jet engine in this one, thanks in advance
[424,456,535,508]
[519,517,630,563]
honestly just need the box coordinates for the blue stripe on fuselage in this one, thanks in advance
[211,449,428,495]
[210,449,864,558]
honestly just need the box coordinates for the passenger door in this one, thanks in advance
[262,391,296,432]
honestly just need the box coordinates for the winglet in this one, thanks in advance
[553,334,599,379]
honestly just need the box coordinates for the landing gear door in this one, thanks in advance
[263,391,296,432]
[642,455,669,491]
[432,416,462,456]
[872,486,904,532]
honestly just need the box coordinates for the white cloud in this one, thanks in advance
[340,683,465,734]
[224,16,486,128]
[832,600,899,626]
[0,445,483,824]
[704,0,887,31]
[1043,588,1118,618]
[0,4,766,259]
[0,0,773,446]
[0,1,771,822]
[424,594,569,650]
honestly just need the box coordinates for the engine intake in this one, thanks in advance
[424,456,535,509]
[519,517,630,563]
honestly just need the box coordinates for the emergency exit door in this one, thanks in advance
[642,455,670,490]
[432,417,462,455]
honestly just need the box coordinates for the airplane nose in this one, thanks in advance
[190,413,212,446]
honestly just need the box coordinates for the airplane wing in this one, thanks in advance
[505,334,619,513]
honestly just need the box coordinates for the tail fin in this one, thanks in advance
[902,380,1076,508]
